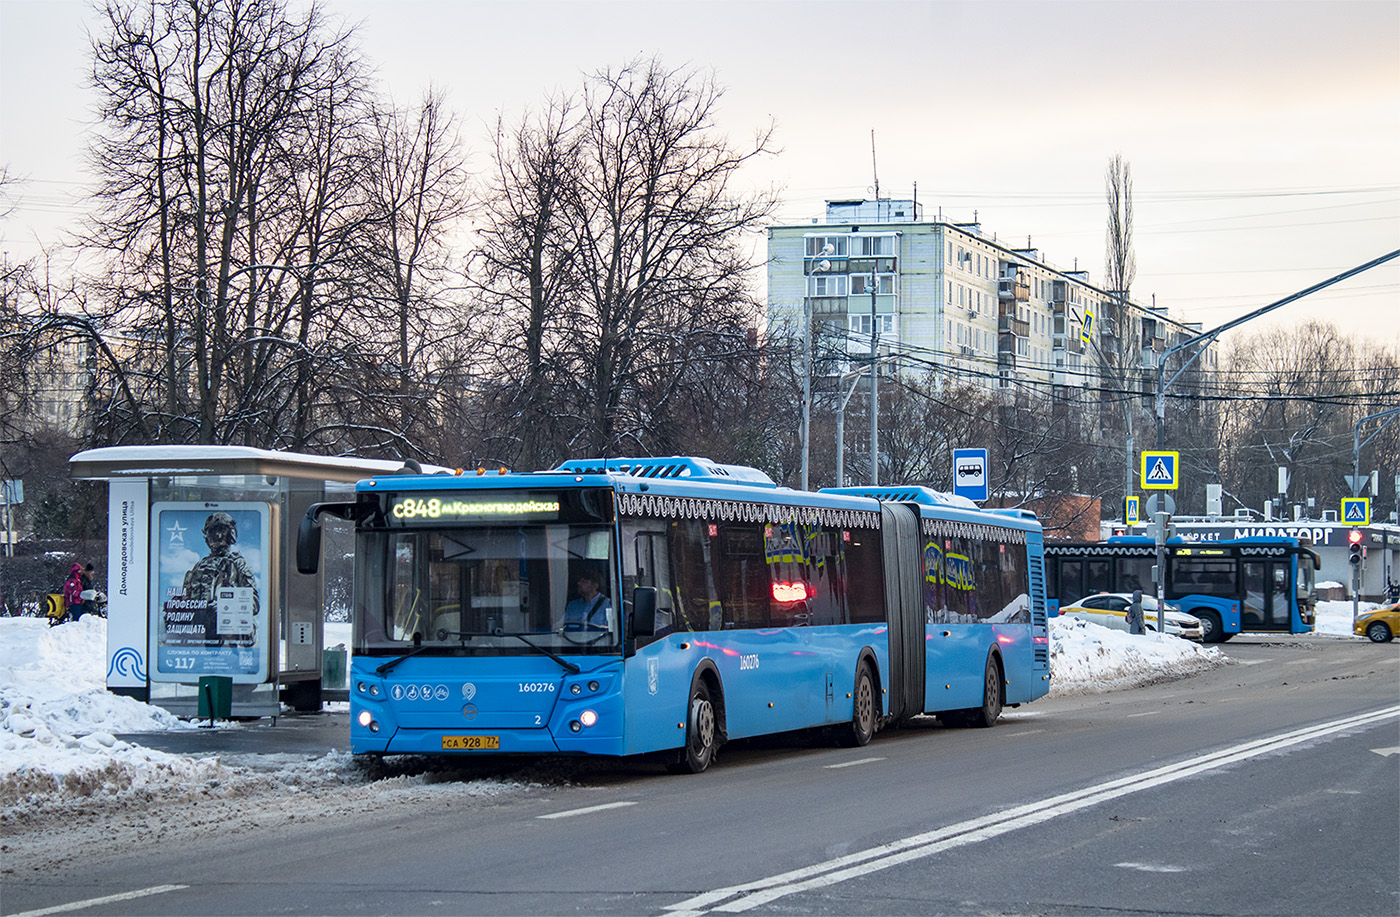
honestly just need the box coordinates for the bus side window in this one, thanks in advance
[1059,560,1084,605]
[632,530,679,642]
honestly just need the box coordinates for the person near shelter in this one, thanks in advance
[61,563,84,623]
[563,568,611,631]
[79,563,102,618]
[1388,578,1400,605]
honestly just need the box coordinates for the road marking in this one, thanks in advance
[537,801,637,819]
[661,706,1400,916]
[8,884,187,917]
[1371,746,1400,757]
[825,757,884,769]
[1002,729,1045,737]
[1126,711,1159,718]
[1115,862,1186,873]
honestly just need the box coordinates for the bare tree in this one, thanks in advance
[1103,154,1139,505]
[358,87,472,447]
[85,0,374,446]
[564,59,777,457]
[472,96,584,470]
[1218,321,1381,515]
[472,59,778,468]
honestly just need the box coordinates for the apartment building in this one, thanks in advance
[767,198,1216,401]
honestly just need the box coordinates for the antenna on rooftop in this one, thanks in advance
[871,129,880,202]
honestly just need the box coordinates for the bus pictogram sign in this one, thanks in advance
[1140,451,1179,490]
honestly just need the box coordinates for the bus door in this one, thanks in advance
[1241,560,1291,631]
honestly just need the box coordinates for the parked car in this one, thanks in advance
[1353,603,1400,643]
[1058,592,1204,641]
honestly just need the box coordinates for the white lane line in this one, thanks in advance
[7,884,187,917]
[1126,711,1159,718]
[537,801,637,819]
[825,757,884,769]
[662,705,1400,916]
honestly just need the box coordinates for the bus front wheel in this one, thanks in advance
[844,662,876,747]
[1197,609,1226,644]
[672,680,717,774]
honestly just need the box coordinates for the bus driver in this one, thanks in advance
[562,568,611,631]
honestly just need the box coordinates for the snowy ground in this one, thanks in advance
[0,600,1379,859]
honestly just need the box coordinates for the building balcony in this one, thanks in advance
[998,315,1030,337]
[1054,333,1084,355]
[998,278,1030,302]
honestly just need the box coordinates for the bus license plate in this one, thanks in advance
[442,735,499,751]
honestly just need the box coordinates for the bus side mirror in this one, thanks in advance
[296,509,323,575]
[632,586,657,637]
[296,500,359,575]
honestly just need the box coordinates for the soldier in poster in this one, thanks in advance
[181,512,260,646]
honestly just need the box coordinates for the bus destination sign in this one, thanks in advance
[388,492,562,523]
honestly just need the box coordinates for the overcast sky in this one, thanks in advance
[2,0,1398,343]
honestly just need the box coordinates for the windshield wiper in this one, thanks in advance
[375,633,429,676]
[500,632,580,675]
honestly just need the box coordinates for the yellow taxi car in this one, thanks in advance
[1353,603,1400,643]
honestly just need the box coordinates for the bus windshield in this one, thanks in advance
[355,523,619,657]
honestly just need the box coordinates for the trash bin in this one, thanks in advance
[322,646,347,690]
[197,675,233,721]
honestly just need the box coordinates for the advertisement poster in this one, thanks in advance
[149,502,270,683]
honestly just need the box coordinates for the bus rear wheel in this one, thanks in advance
[966,656,1004,728]
[671,680,717,774]
[844,662,876,747]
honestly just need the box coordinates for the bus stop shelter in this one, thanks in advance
[70,446,439,718]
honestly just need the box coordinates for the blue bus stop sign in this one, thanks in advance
[952,449,988,502]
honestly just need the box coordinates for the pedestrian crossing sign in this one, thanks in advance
[1342,497,1370,526]
[1140,451,1179,490]
[1125,495,1140,525]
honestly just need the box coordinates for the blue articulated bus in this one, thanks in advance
[1045,535,1318,643]
[298,456,1050,772]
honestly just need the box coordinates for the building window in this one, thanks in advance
[852,235,893,256]
[849,314,895,337]
[807,275,848,297]
[806,236,849,257]
[850,273,895,296]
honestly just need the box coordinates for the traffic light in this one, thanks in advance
[1348,529,1363,566]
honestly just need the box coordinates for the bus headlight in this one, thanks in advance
[579,709,598,728]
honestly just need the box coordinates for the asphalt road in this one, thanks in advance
[8,634,1398,917]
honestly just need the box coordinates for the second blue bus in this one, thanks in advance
[1045,535,1318,642]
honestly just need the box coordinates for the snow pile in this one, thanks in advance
[0,617,232,809]
[1048,616,1226,694]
